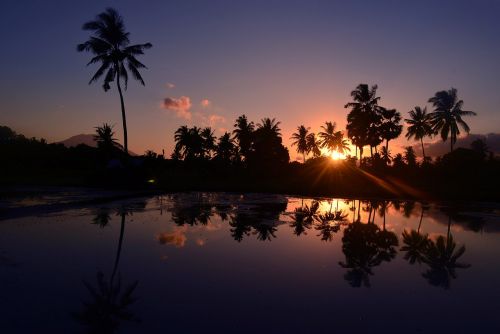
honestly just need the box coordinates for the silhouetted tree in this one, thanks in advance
[319,121,350,156]
[306,132,322,158]
[173,126,204,160]
[379,108,402,152]
[232,115,255,161]
[78,8,152,155]
[201,127,216,159]
[345,84,381,159]
[404,146,417,166]
[247,118,289,167]
[215,132,236,163]
[94,123,122,154]
[291,125,310,162]
[380,146,392,165]
[470,138,489,160]
[428,88,476,153]
[405,106,433,159]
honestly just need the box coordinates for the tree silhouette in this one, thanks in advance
[94,123,122,157]
[201,127,216,159]
[215,132,236,163]
[405,106,433,159]
[318,121,350,156]
[345,84,381,159]
[232,115,255,161]
[78,8,152,155]
[428,88,477,153]
[379,108,402,152]
[380,146,392,165]
[173,126,204,160]
[306,132,322,158]
[404,146,417,167]
[291,125,310,163]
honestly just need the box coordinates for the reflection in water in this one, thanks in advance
[74,207,142,333]
[339,201,398,287]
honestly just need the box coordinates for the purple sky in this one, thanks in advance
[1,0,499,159]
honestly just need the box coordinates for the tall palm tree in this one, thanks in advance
[232,115,254,160]
[306,132,321,158]
[291,125,309,162]
[405,106,433,159]
[174,126,204,160]
[78,8,152,155]
[428,88,477,153]
[215,132,236,162]
[201,127,216,159]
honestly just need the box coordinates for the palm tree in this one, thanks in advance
[428,88,477,153]
[232,115,254,160]
[404,146,417,166]
[379,108,402,152]
[380,146,392,165]
[405,106,433,159]
[174,126,204,160]
[215,132,236,162]
[78,8,152,155]
[291,125,310,162]
[306,132,321,158]
[94,123,121,151]
[318,121,351,155]
[257,118,281,136]
[201,127,216,159]
[345,84,382,159]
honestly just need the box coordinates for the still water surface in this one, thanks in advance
[1,193,499,333]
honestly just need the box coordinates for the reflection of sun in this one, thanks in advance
[321,148,346,160]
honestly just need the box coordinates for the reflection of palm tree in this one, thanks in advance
[422,233,470,289]
[290,200,319,236]
[229,213,253,242]
[401,230,430,264]
[338,220,398,287]
[76,209,139,332]
[315,205,347,242]
[78,8,152,155]
[92,209,112,228]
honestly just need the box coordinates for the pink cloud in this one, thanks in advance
[162,96,192,120]
[200,98,212,108]
[166,82,175,89]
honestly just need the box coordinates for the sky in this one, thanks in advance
[1,0,499,159]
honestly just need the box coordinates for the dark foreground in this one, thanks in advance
[1,192,499,333]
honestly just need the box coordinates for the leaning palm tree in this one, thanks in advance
[306,132,321,158]
[405,106,433,159]
[428,88,477,153]
[291,125,310,162]
[78,8,152,155]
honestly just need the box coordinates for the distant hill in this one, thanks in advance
[57,134,96,148]
[56,134,138,156]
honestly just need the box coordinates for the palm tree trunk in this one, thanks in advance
[385,139,389,152]
[303,152,306,163]
[116,73,128,155]
[417,206,424,233]
[111,212,126,286]
[420,138,426,160]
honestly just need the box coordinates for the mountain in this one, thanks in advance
[57,134,139,156]
[58,134,96,148]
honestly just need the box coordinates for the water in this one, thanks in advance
[1,192,499,333]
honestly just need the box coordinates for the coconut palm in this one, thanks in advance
[401,230,430,264]
[257,118,281,136]
[380,146,392,165]
[318,121,351,155]
[78,8,152,155]
[232,115,254,160]
[201,127,216,159]
[306,133,321,158]
[345,84,382,159]
[174,126,204,160]
[94,123,122,151]
[379,108,402,152]
[215,132,236,162]
[291,125,310,162]
[405,106,433,159]
[428,88,477,153]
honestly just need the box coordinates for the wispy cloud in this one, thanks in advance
[165,82,175,89]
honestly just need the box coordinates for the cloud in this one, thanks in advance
[209,114,225,125]
[166,82,175,89]
[156,228,187,248]
[162,96,192,120]
[412,133,500,157]
[200,99,212,108]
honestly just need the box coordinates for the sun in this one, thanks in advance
[330,150,346,160]
[320,148,346,160]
